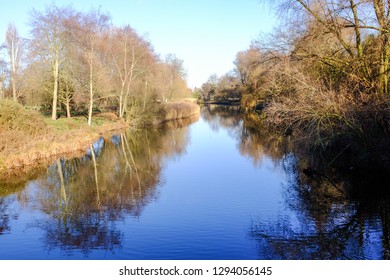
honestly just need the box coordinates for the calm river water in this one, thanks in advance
[0,106,389,259]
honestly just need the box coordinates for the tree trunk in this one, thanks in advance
[88,82,93,126]
[350,0,363,58]
[51,59,59,120]
[88,61,93,126]
[143,80,148,111]
[66,97,71,118]
[11,41,17,102]
[119,87,124,118]
[11,77,16,102]
[380,40,389,94]
[373,0,389,94]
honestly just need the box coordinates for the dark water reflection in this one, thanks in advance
[201,105,390,260]
[0,106,389,259]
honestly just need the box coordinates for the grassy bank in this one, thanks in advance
[0,100,128,178]
[0,100,200,179]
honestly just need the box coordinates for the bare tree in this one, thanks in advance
[279,0,390,94]
[164,54,188,101]
[5,23,25,102]
[76,8,110,125]
[372,0,390,94]
[108,25,154,118]
[0,59,6,99]
[30,4,76,120]
[58,57,78,118]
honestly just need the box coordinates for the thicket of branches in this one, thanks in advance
[200,0,390,168]
[0,3,191,125]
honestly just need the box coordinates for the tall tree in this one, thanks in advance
[58,56,78,118]
[77,8,110,125]
[372,0,390,94]
[164,54,188,101]
[5,23,24,102]
[0,59,5,99]
[30,4,76,120]
[283,0,390,94]
[108,25,154,118]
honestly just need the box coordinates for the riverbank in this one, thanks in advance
[0,112,128,179]
[0,100,200,180]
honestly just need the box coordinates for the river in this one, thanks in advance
[0,105,389,259]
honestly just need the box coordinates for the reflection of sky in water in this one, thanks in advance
[0,106,389,259]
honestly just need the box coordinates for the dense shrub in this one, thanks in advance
[0,99,48,136]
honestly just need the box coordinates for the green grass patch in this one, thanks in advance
[43,116,112,132]
[44,116,88,131]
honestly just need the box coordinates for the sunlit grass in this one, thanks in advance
[43,116,113,131]
[0,101,128,177]
[44,117,87,131]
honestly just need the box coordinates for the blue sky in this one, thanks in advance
[0,0,276,88]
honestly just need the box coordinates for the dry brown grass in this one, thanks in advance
[0,100,129,177]
[158,101,200,124]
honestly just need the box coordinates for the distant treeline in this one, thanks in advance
[197,0,390,170]
[0,3,191,125]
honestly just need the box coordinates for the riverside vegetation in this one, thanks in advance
[197,0,390,177]
[0,99,199,179]
[0,4,199,178]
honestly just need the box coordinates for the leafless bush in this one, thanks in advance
[265,87,363,149]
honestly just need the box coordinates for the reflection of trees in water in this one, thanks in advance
[0,178,32,236]
[201,105,242,137]
[21,118,194,256]
[240,113,290,167]
[249,138,390,259]
[201,105,289,167]
[0,197,13,235]
[203,105,390,259]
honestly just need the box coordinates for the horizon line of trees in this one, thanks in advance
[0,3,191,125]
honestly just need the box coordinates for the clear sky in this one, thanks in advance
[0,0,276,88]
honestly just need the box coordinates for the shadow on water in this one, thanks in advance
[202,105,390,259]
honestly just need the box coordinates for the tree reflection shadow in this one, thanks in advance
[24,116,197,257]
[201,105,289,167]
[202,105,390,260]
[250,174,390,259]
[0,197,12,235]
[0,174,37,236]
[248,122,390,259]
